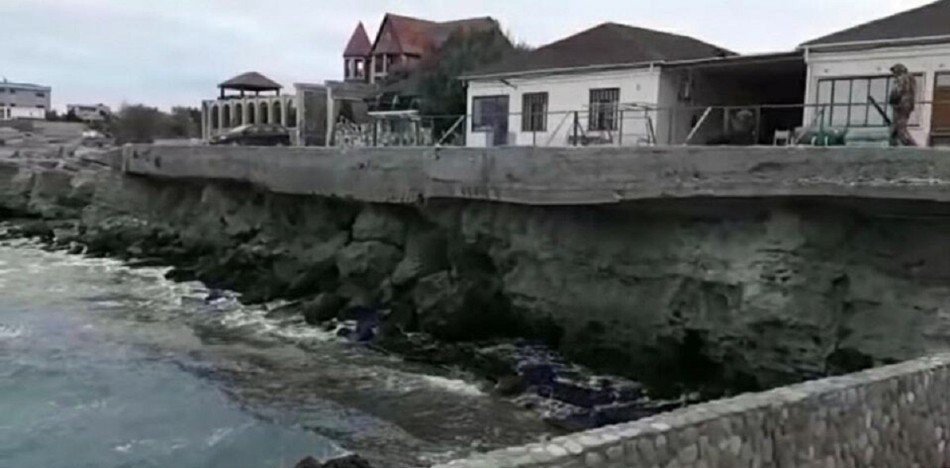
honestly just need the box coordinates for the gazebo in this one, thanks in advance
[218,71,282,98]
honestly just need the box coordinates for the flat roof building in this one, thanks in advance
[0,79,51,120]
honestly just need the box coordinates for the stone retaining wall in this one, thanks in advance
[437,354,950,467]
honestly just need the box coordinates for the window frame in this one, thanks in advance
[815,73,925,128]
[471,95,509,131]
[589,88,620,131]
[521,92,548,132]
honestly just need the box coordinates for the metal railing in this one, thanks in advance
[332,101,948,148]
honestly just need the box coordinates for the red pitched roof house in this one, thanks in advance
[343,22,372,82]
[343,13,500,84]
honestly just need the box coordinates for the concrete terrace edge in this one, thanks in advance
[120,145,950,206]
[435,353,950,467]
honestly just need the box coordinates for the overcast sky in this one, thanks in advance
[0,0,933,111]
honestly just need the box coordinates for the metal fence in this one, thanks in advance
[340,100,946,148]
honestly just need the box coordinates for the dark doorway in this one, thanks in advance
[472,95,510,146]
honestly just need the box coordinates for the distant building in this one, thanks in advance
[67,103,112,122]
[343,14,500,85]
[201,71,298,142]
[0,79,51,120]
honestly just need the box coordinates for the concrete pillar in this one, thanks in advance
[281,97,289,128]
[201,103,208,141]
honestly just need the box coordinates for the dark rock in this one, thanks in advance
[17,220,54,240]
[335,241,403,288]
[264,301,302,320]
[334,306,381,342]
[302,293,347,325]
[351,205,409,247]
[320,453,373,468]
[493,375,527,396]
[294,456,321,468]
[205,289,226,302]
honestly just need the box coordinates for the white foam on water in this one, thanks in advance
[0,324,25,340]
[417,375,485,398]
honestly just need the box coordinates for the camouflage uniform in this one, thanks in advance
[889,64,918,146]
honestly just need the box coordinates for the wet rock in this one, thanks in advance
[337,306,382,342]
[319,453,373,468]
[294,456,321,468]
[493,374,527,396]
[16,220,54,240]
[301,293,347,325]
[205,289,226,302]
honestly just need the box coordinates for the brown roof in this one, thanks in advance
[371,14,498,56]
[218,72,282,91]
[466,23,733,78]
[802,0,950,47]
[344,22,372,57]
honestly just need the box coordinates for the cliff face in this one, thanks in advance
[4,158,950,395]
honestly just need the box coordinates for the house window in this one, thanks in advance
[355,60,365,78]
[472,95,509,129]
[374,55,385,73]
[36,92,45,98]
[521,92,548,132]
[589,88,620,131]
[815,74,925,128]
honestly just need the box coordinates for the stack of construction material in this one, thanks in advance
[844,127,890,147]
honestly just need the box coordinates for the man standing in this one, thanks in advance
[889,63,918,146]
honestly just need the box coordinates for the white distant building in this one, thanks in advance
[67,104,112,122]
[0,79,51,120]
[800,0,950,146]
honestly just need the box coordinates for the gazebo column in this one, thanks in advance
[281,98,289,128]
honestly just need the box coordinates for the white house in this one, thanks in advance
[800,0,950,146]
[67,104,112,122]
[462,23,807,147]
[0,80,51,121]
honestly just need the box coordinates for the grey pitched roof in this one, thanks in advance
[218,72,282,91]
[802,0,950,47]
[466,22,733,79]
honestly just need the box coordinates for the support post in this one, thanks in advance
[618,110,624,146]
[573,111,579,146]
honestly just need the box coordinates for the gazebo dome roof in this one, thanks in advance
[218,72,282,91]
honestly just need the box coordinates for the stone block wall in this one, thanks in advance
[437,354,950,467]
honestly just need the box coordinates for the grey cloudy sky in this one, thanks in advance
[0,0,933,111]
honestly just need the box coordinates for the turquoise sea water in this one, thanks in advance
[0,241,549,467]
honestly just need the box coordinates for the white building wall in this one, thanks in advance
[804,42,950,145]
[466,68,664,147]
[0,104,47,121]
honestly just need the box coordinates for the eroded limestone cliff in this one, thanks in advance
[3,156,950,397]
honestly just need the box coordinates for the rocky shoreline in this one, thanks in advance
[0,152,693,434]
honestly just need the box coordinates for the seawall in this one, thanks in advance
[437,353,950,467]
[120,145,950,205]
